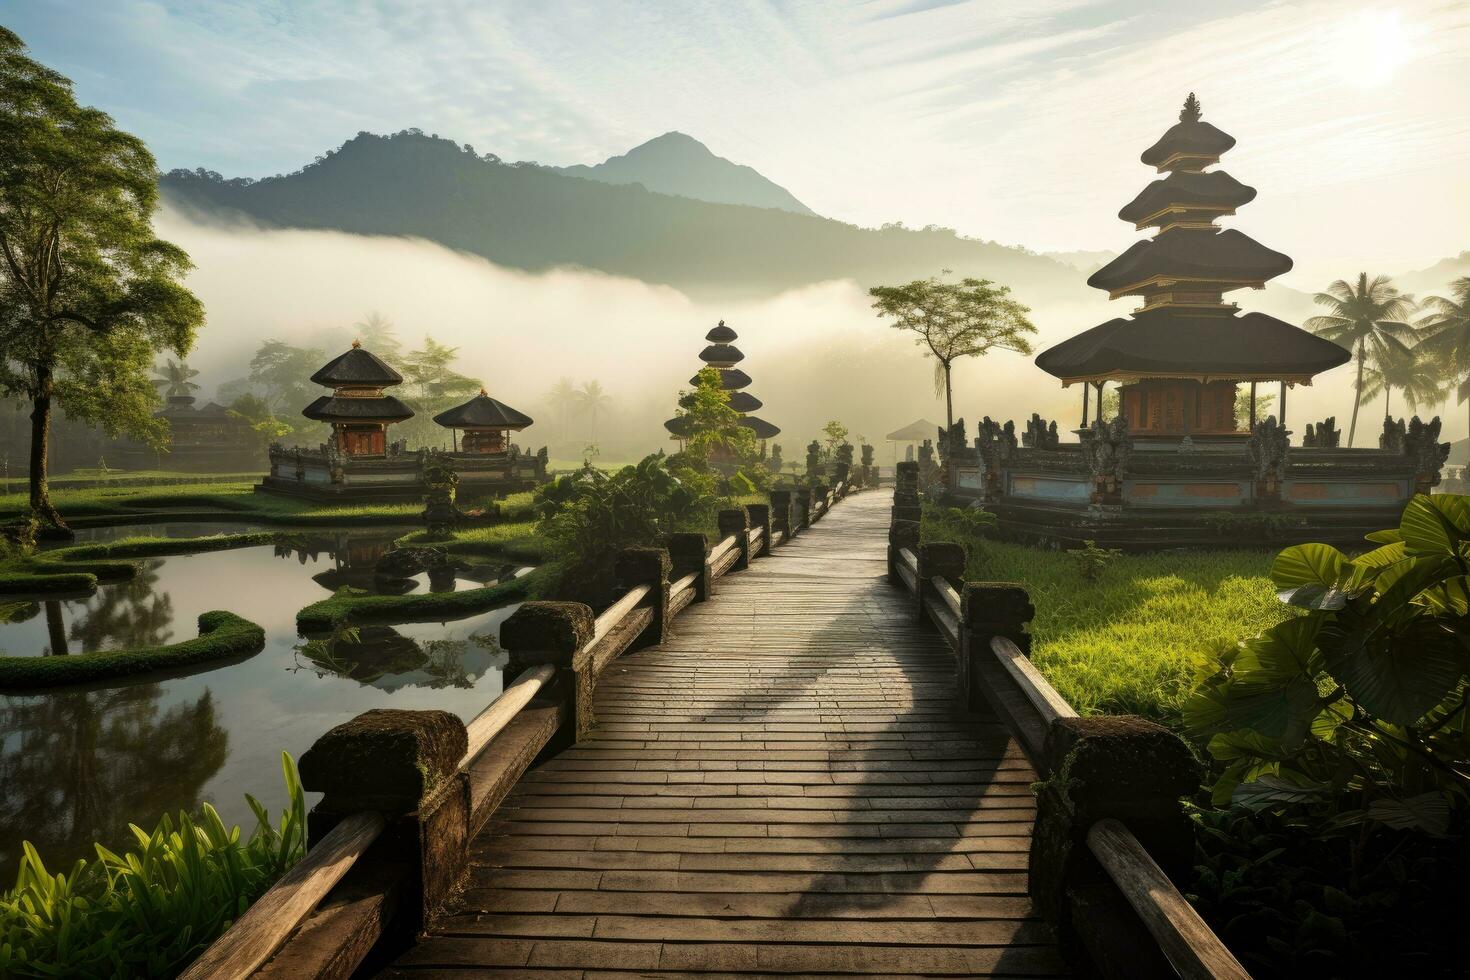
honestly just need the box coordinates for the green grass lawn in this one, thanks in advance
[923,511,1290,724]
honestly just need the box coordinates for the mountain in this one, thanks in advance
[554,131,815,217]
[1394,251,1470,300]
[1042,249,1116,274]
[161,131,1092,303]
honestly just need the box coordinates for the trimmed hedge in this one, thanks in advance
[0,569,99,596]
[48,531,278,562]
[297,566,547,632]
[0,610,266,690]
[0,532,276,598]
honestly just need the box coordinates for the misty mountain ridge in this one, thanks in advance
[161,129,1091,303]
[553,131,816,217]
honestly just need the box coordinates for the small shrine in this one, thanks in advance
[665,320,780,452]
[302,340,414,455]
[433,388,533,454]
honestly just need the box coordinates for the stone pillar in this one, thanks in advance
[1029,716,1203,978]
[746,503,772,559]
[887,519,919,586]
[668,532,711,602]
[958,583,1033,713]
[834,462,851,490]
[812,484,830,521]
[615,547,671,647]
[917,542,966,625]
[769,490,792,543]
[500,600,595,741]
[298,708,471,933]
[795,486,814,530]
[893,461,921,524]
[718,507,751,571]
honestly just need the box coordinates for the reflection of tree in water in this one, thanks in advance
[0,685,228,880]
[293,627,502,691]
[65,561,175,653]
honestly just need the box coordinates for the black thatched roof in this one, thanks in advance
[726,390,763,413]
[664,415,692,438]
[1088,229,1291,293]
[302,394,414,422]
[691,367,752,390]
[740,416,781,439]
[1139,100,1236,169]
[432,390,533,429]
[1118,171,1256,225]
[886,419,940,442]
[706,320,738,343]
[699,344,744,365]
[1034,309,1351,382]
[310,343,403,387]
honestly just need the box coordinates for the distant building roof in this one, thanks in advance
[432,390,533,429]
[310,341,403,387]
[726,391,762,413]
[1139,96,1236,170]
[886,419,940,442]
[699,344,744,365]
[706,320,738,343]
[691,367,752,390]
[1087,229,1292,294]
[740,416,781,439]
[1118,170,1256,225]
[302,394,414,422]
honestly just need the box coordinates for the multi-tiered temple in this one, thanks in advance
[936,97,1449,547]
[260,343,547,502]
[665,320,780,452]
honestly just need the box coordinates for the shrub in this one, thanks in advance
[0,753,306,979]
[1068,539,1122,582]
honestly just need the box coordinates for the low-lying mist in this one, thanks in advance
[159,207,1399,463]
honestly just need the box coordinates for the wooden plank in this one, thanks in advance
[1087,819,1251,980]
[990,636,1078,725]
[181,811,386,980]
[462,664,554,766]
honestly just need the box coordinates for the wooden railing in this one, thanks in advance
[886,460,1249,980]
[186,478,858,980]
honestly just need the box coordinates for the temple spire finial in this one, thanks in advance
[351,338,361,348]
[479,387,487,396]
[1180,92,1202,123]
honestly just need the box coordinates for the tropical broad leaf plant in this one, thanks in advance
[1185,494,1470,832]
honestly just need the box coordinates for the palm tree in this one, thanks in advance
[1416,277,1470,443]
[152,359,200,399]
[354,311,401,359]
[1360,344,1446,422]
[547,377,577,442]
[1306,273,1418,446]
[574,380,612,442]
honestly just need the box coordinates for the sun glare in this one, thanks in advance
[1333,8,1414,88]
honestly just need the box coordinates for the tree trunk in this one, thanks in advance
[45,600,68,656]
[943,363,954,437]
[1384,386,1393,421]
[1347,342,1365,448]
[28,362,66,530]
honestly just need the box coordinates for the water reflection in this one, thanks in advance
[0,532,521,882]
[0,685,227,876]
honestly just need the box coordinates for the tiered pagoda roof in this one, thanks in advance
[665,320,780,441]
[433,389,534,430]
[303,340,414,423]
[1036,95,1349,385]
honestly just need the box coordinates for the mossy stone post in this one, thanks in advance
[958,583,1033,713]
[668,532,711,603]
[917,542,965,625]
[812,484,830,522]
[718,507,750,571]
[615,547,671,648]
[501,600,595,743]
[893,461,921,524]
[746,503,772,559]
[768,490,792,543]
[834,462,851,490]
[298,708,470,935]
[1030,716,1204,978]
[794,486,814,530]
[888,519,919,586]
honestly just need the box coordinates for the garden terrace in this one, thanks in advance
[260,443,549,502]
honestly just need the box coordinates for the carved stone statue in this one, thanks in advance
[1379,417,1407,453]
[1022,414,1060,450]
[1302,417,1340,448]
[806,440,823,478]
[975,416,1018,502]
[1247,415,1290,500]
[1084,416,1131,504]
[937,418,966,461]
[1402,416,1451,493]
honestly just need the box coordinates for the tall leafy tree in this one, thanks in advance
[869,273,1036,435]
[1416,276,1470,444]
[1360,344,1445,421]
[1306,273,1417,447]
[673,367,755,464]
[0,28,204,528]
[152,358,200,399]
[353,310,400,359]
[399,336,480,446]
[546,377,577,442]
[248,340,323,414]
[575,380,613,442]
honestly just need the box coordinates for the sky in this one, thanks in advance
[8,0,1470,287]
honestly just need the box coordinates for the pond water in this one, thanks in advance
[0,530,524,883]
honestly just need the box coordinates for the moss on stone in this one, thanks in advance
[0,610,266,690]
[296,566,548,632]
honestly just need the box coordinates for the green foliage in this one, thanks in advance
[151,359,200,400]
[226,393,293,443]
[0,27,206,524]
[1203,510,1308,539]
[534,452,711,600]
[674,367,755,465]
[1185,494,1470,817]
[0,610,265,690]
[0,753,306,979]
[398,337,481,447]
[296,566,547,632]
[246,340,324,416]
[1067,539,1122,583]
[1305,272,1419,446]
[821,421,848,461]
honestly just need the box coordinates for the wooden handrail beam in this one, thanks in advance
[1087,819,1252,980]
[179,810,387,980]
[590,583,650,649]
[708,534,738,565]
[932,576,961,620]
[461,663,554,767]
[669,570,699,596]
[990,635,1078,725]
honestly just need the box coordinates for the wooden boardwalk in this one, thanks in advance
[385,491,1067,977]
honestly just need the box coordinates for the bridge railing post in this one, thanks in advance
[917,541,965,624]
[887,519,918,585]
[298,707,471,938]
[668,532,712,602]
[958,583,1033,714]
[768,490,792,544]
[615,546,671,647]
[718,507,750,571]
[893,461,921,524]
[746,503,772,559]
[812,484,830,522]
[501,600,595,742]
[794,486,814,530]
